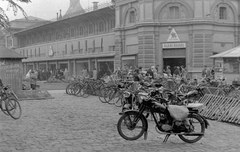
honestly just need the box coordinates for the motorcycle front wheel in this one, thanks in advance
[178,114,205,143]
[117,112,147,141]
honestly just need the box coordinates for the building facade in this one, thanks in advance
[11,0,240,78]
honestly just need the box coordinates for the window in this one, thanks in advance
[129,11,136,23]
[65,44,67,54]
[79,26,83,36]
[110,19,115,29]
[219,7,227,20]
[35,48,37,57]
[38,48,40,57]
[78,41,81,52]
[89,24,94,34]
[70,28,75,37]
[98,21,104,32]
[169,6,180,19]
[6,36,13,47]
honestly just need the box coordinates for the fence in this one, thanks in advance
[198,94,240,125]
[179,84,240,99]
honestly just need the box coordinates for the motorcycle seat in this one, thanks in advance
[187,103,203,109]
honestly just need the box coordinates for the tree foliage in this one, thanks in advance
[0,0,31,29]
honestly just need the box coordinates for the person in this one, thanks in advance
[0,78,3,88]
[92,68,97,80]
[181,66,187,79]
[210,66,215,79]
[64,68,69,80]
[166,65,171,77]
[82,67,88,78]
[202,65,211,78]
[173,66,181,77]
[146,66,154,79]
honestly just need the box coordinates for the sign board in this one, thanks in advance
[167,28,180,42]
[162,43,186,49]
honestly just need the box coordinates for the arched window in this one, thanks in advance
[89,24,94,34]
[129,11,136,23]
[98,21,104,32]
[70,28,75,37]
[219,7,227,20]
[79,26,84,36]
[169,6,180,19]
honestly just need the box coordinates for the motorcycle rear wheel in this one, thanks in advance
[117,112,147,140]
[178,114,205,143]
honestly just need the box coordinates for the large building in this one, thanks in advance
[9,0,240,78]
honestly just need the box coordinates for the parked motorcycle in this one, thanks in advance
[117,88,209,143]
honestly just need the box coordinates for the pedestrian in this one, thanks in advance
[64,68,69,80]
[210,66,215,79]
[82,67,88,78]
[173,66,181,77]
[166,65,171,77]
[92,68,97,80]
[202,65,211,78]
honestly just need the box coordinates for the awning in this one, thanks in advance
[22,52,115,63]
[210,45,240,58]
[0,45,26,59]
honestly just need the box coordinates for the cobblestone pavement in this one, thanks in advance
[0,90,240,152]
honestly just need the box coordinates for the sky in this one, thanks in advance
[2,0,111,21]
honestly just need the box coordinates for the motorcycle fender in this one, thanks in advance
[199,115,210,129]
[119,110,148,132]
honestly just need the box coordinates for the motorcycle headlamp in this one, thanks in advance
[123,91,131,98]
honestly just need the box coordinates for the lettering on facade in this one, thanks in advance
[167,28,180,42]
[162,43,186,49]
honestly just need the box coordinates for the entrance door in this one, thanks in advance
[163,58,186,75]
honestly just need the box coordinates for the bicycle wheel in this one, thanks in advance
[81,84,91,98]
[5,97,22,120]
[0,100,9,116]
[98,87,109,103]
[178,114,205,143]
[117,111,147,140]
[114,95,124,107]
[108,89,121,105]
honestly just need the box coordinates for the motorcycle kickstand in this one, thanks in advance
[163,134,171,143]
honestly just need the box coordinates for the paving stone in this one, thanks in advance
[0,90,239,152]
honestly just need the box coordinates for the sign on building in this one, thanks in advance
[167,28,180,42]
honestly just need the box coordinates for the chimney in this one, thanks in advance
[93,2,98,11]
[59,9,62,19]
[57,13,59,20]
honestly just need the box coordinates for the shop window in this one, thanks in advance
[129,11,136,23]
[223,58,239,74]
[219,7,227,20]
[169,6,180,19]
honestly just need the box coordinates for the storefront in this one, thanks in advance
[121,54,138,69]
[162,42,186,74]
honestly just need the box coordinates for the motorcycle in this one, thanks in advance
[117,88,209,143]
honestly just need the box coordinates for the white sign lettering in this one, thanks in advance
[162,43,186,49]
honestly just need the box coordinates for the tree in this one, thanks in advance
[0,0,31,30]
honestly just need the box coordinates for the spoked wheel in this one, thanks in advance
[81,84,91,98]
[117,112,147,140]
[178,114,205,143]
[5,97,22,120]
[0,100,9,116]
[98,87,108,103]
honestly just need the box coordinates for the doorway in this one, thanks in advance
[163,58,186,75]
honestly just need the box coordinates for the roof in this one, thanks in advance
[0,45,26,59]
[210,45,240,58]
[64,0,85,18]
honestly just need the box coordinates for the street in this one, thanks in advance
[0,90,239,152]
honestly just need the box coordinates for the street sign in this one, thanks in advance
[167,28,180,42]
